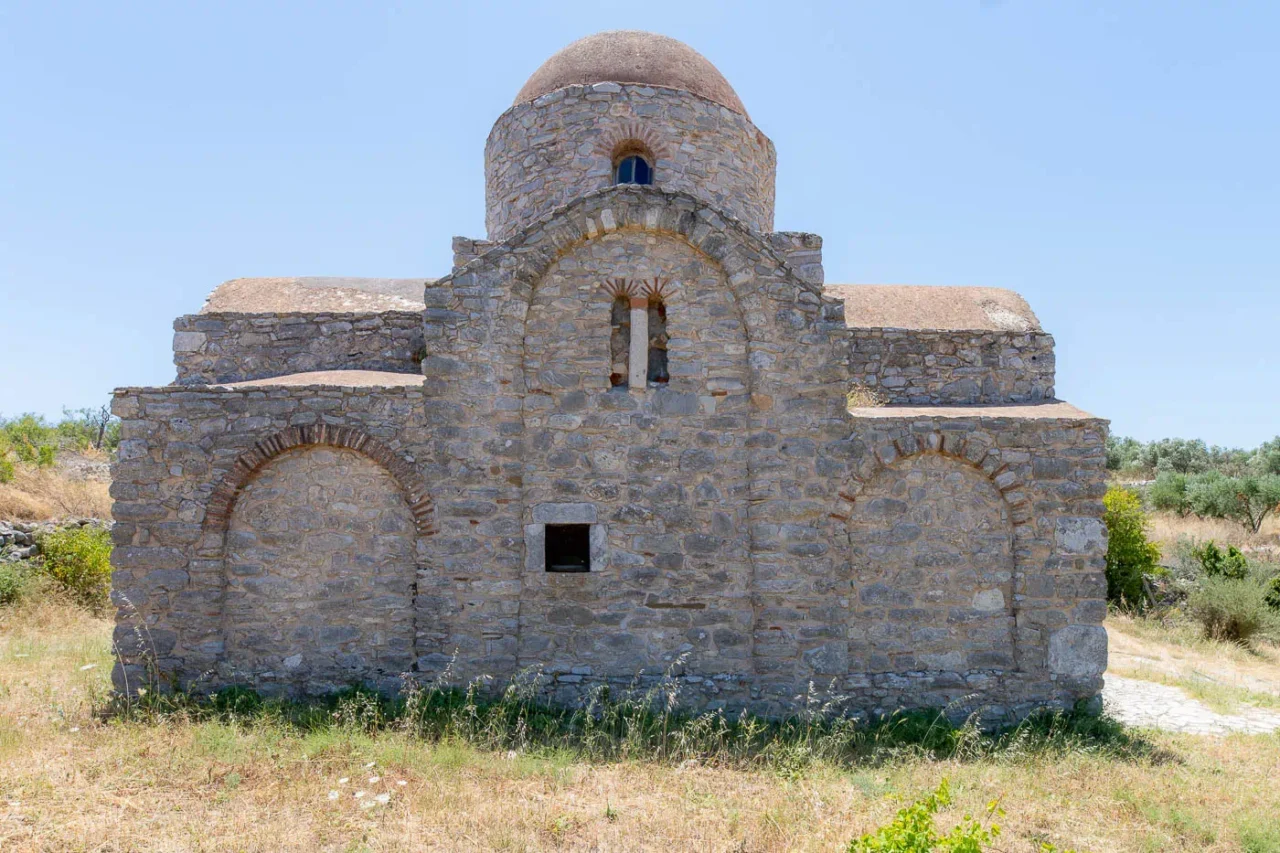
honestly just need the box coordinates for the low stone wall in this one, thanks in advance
[1,518,108,562]
[849,329,1055,404]
[172,312,424,385]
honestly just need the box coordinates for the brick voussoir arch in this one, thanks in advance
[205,425,438,536]
[834,431,1032,526]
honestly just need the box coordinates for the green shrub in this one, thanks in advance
[1149,471,1190,515]
[1186,577,1280,645]
[1265,575,1280,612]
[1191,540,1250,580]
[0,561,33,606]
[38,525,112,610]
[36,444,56,467]
[1103,486,1161,607]
[848,779,1004,852]
[0,456,13,484]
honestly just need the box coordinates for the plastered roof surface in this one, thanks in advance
[200,277,429,314]
[515,30,748,117]
[847,401,1096,420]
[212,370,425,389]
[825,285,1042,332]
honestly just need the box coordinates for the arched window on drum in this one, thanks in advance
[612,140,655,186]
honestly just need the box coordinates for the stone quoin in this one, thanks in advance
[110,30,1108,720]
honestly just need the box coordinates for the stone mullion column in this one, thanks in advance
[628,295,648,390]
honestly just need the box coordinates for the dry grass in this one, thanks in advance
[2,602,1280,851]
[1146,510,1280,554]
[0,463,111,521]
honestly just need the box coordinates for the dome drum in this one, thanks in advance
[485,83,776,240]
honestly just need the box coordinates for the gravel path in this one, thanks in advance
[1103,674,1280,735]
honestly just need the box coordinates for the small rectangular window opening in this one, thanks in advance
[545,524,591,572]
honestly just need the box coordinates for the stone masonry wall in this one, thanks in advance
[423,185,853,709]
[517,230,754,677]
[765,232,824,287]
[108,384,453,697]
[485,84,776,240]
[114,184,1107,722]
[847,454,1015,674]
[849,329,1055,404]
[825,411,1110,717]
[172,312,424,385]
[223,446,417,696]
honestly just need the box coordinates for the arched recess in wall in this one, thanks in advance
[483,186,826,354]
[835,434,1030,676]
[204,425,437,696]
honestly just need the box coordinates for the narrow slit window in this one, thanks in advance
[545,524,591,572]
[609,296,630,388]
[647,297,669,384]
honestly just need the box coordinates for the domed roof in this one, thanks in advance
[515,30,748,117]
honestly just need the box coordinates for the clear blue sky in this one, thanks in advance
[1,1,1276,447]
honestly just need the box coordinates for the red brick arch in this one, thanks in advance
[835,431,1031,527]
[204,425,437,536]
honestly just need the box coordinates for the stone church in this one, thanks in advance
[111,31,1109,719]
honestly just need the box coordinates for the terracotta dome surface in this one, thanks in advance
[515,30,748,117]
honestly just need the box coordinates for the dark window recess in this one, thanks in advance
[545,524,591,572]
[609,296,630,387]
[647,298,669,384]
[615,155,653,186]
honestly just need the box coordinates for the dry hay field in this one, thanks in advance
[0,599,1278,852]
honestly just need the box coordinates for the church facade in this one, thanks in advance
[111,31,1109,720]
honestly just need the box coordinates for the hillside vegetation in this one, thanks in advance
[0,410,114,521]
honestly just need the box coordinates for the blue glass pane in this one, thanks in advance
[634,157,652,185]
[616,158,633,184]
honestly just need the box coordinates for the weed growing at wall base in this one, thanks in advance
[109,664,1156,774]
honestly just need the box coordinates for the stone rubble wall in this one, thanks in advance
[765,232,824,287]
[222,445,418,695]
[516,229,756,677]
[416,184,1107,719]
[824,413,1109,718]
[112,184,1106,721]
[108,384,444,697]
[485,84,776,241]
[849,329,1055,404]
[451,237,496,274]
[172,312,425,385]
[424,185,853,704]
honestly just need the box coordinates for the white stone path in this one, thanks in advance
[1103,674,1280,735]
